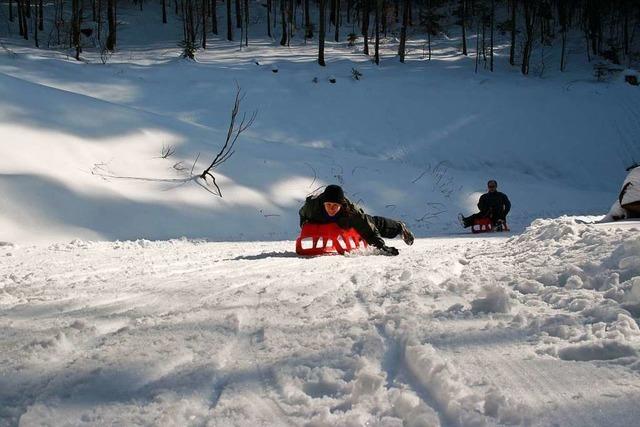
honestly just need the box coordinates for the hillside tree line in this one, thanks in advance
[2,0,639,74]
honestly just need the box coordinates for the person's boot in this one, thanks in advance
[400,223,414,245]
[458,213,471,228]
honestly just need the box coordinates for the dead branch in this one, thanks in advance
[199,84,257,197]
[158,144,176,159]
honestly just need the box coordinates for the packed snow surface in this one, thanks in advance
[2,218,640,426]
[2,7,640,426]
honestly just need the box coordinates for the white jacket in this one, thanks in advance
[604,166,640,221]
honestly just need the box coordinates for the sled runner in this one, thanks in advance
[295,223,367,256]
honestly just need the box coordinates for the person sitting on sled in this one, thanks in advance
[602,164,640,222]
[459,179,511,230]
[299,185,414,256]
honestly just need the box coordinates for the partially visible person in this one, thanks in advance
[602,165,640,221]
[299,185,414,256]
[459,180,511,230]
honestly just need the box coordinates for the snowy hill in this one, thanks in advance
[1,27,639,242]
[2,5,640,426]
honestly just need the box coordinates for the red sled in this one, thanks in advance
[472,218,493,233]
[472,218,510,233]
[295,223,367,256]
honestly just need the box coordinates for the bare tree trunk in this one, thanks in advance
[461,0,467,55]
[38,0,43,29]
[72,0,81,59]
[162,0,167,23]
[382,0,387,37]
[244,0,248,46]
[202,0,207,48]
[287,0,292,45]
[362,0,369,55]
[9,0,14,22]
[490,0,494,71]
[17,0,24,37]
[509,0,516,65]
[330,0,336,26]
[374,0,380,64]
[211,0,217,33]
[97,0,102,40]
[304,0,312,38]
[34,2,39,47]
[226,0,232,40]
[318,0,326,66]
[398,0,408,62]
[559,0,567,71]
[280,0,287,45]
[235,0,241,28]
[475,18,480,72]
[521,0,534,75]
[106,0,116,50]
[346,0,351,24]
[267,0,272,37]
[334,0,340,41]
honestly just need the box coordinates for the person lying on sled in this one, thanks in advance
[299,185,414,256]
[459,179,511,230]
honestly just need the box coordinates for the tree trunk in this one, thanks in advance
[374,0,380,64]
[490,0,494,71]
[362,0,369,55]
[280,0,287,45]
[334,0,340,42]
[509,0,515,65]
[330,0,336,26]
[23,0,29,38]
[521,0,534,75]
[97,0,102,40]
[235,0,241,28]
[267,0,272,37]
[346,0,351,24]
[559,0,566,71]
[17,0,24,37]
[202,0,207,48]
[475,18,480,73]
[398,0,408,62]
[304,0,311,38]
[382,0,387,37]
[9,0,13,23]
[244,0,248,46]
[287,0,292,45]
[162,0,167,23]
[38,0,43,29]
[72,0,81,58]
[34,2,39,47]
[226,0,232,40]
[212,0,218,33]
[106,0,116,50]
[318,0,326,66]
[461,0,467,55]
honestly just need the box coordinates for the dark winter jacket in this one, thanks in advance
[478,191,511,219]
[299,195,386,248]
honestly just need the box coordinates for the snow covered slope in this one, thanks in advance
[1,218,639,426]
[1,28,639,242]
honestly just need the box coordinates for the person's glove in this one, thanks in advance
[379,245,399,256]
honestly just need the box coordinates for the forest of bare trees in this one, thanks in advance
[2,0,640,74]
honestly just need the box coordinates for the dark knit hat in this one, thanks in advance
[322,185,345,203]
